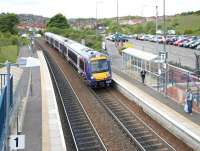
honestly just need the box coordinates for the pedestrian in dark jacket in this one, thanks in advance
[186,89,193,115]
[140,69,146,84]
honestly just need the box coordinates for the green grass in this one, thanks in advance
[0,45,19,63]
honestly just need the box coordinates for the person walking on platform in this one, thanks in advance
[186,89,193,115]
[140,69,146,84]
[184,92,188,113]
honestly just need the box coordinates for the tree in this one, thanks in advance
[0,13,19,34]
[134,24,143,33]
[47,13,69,29]
[144,22,155,34]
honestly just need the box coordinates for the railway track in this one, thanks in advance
[43,50,107,151]
[36,38,187,150]
[92,89,176,151]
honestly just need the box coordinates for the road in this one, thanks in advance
[128,39,200,69]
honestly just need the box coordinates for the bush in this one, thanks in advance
[184,29,194,35]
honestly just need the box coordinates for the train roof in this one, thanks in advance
[66,41,106,60]
[45,32,108,61]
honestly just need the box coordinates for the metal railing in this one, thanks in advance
[0,74,13,150]
[113,64,200,111]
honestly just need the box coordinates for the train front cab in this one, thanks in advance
[87,56,112,88]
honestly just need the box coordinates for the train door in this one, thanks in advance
[79,58,85,77]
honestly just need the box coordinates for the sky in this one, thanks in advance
[0,0,200,18]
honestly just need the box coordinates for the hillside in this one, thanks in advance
[166,14,200,35]
[18,14,48,25]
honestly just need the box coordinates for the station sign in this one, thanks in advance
[9,135,25,150]
[159,52,168,62]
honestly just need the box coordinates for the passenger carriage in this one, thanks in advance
[44,32,112,87]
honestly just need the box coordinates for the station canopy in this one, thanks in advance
[122,48,158,61]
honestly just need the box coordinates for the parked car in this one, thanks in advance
[167,36,177,45]
[178,39,190,47]
[173,38,186,46]
[196,44,200,50]
[189,40,200,49]
[183,40,197,48]
[111,33,129,42]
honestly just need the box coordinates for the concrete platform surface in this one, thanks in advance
[113,72,200,151]
[38,51,66,151]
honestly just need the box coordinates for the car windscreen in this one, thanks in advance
[91,59,109,73]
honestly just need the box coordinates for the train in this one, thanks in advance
[44,32,112,87]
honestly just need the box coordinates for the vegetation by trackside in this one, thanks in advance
[0,13,19,34]
[46,14,102,51]
[0,45,19,63]
[0,13,30,64]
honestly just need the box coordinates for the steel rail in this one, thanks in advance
[37,41,107,151]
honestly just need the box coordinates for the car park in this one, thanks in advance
[112,33,200,50]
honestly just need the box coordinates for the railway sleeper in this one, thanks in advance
[104,102,119,107]
[68,115,86,121]
[67,109,84,114]
[67,111,84,116]
[79,144,103,151]
[143,142,163,150]
[76,135,97,141]
[77,138,99,145]
[120,117,136,123]
[132,130,150,136]
[70,117,88,123]
[71,124,90,130]
[139,138,158,145]
[73,128,92,134]
[110,107,124,112]
[153,147,170,151]
[62,97,76,102]
[75,133,95,139]
[113,110,128,116]
[67,108,82,114]
[126,125,145,131]
[122,120,139,126]
[118,114,135,120]
[70,120,89,126]
[135,133,153,140]
[74,130,92,136]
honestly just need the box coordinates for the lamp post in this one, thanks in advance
[117,0,119,26]
[155,5,158,53]
[194,52,200,105]
[163,0,168,96]
[5,61,11,151]
[96,1,103,35]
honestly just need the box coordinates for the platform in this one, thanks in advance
[38,51,66,151]
[112,70,200,151]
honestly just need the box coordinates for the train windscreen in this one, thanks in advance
[91,59,109,73]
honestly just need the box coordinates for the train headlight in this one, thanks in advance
[91,76,94,79]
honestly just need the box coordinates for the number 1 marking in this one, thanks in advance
[14,137,19,147]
